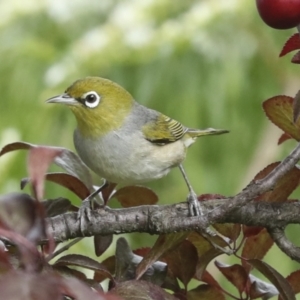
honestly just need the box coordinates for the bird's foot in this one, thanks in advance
[187,191,203,216]
[78,198,94,235]
[77,182,108,234]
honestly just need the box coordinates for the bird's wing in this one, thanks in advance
[142,114,187,144]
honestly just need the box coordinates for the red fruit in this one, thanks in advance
[256,0,300,29]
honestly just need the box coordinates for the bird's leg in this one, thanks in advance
[84,180,109,210]
[78,180,108,233]
[179,164,202,216]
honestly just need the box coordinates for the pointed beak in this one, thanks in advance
[46,93,78,106]
[190,128,229,137]
[201,128,229,135]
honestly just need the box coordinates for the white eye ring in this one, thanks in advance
[83,91,101,108]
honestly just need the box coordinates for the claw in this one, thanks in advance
[77,181,108,234]
[187,191,202,216]
[179,164,203,217]
[78,199,93,235]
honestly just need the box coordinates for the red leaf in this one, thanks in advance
[115,238,167,285]
[94,234,113,257]
[241,229,274,273]
[53,265,87,281]
[213,223,241,242]
[45,172,90,200]
[279,34,300,57]
[242,225,264,238]
[188,232,213,256]
[249,274,279,299]
[0,142,94,191]
[42,198,77,217]
[201,271,223,289]
[292,51,300,64]
[94,256,116,283]
[253,162,300,203]
[101,183,117,204]
[293,90,300,122]
[0,192,46,243]
[28,147,63,200]
[21,173,91,200]
[163,240,198,287]
[136,232,188,280]
[198,194,224,201]
[55,254,114,282]
[263,96,300,141]
[0,271,62,300]
[0,141,33,155]
[278,133,292,145]
[215,261,249,294]
[114,186,158,207]
[187,284,225,300]
[0,243,12,272]
[109,280,177,300]
[248,259,295,300]
[0,270,111,300]
[188,232,224,279]
[61,276,115,300]
[286,270,300,295]
[195,247,224,280]
[188,232,227,256]
[133,247,151,257]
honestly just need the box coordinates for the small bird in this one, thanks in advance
[46,77,228,216]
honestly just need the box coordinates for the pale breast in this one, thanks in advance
[73,129,187,184]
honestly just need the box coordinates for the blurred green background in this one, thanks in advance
[0,0,300,296]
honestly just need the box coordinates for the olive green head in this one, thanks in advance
[46,77,134,138]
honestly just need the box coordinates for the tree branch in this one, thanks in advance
[214,143,300,218]
[268,227,300,263]
[45,142,300,263]
[47,199,300,242]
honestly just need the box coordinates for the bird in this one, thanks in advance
[46,76,228,216]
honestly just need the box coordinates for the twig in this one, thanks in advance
[268,227,300,262]
[46,237,84,261]
[211,142,300,218]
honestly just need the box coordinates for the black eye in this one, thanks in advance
[86,93,96,103]
[83,91,101,108]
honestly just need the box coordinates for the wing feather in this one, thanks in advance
[142,114,187,144]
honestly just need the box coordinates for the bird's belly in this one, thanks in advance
[74,130,186,184]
